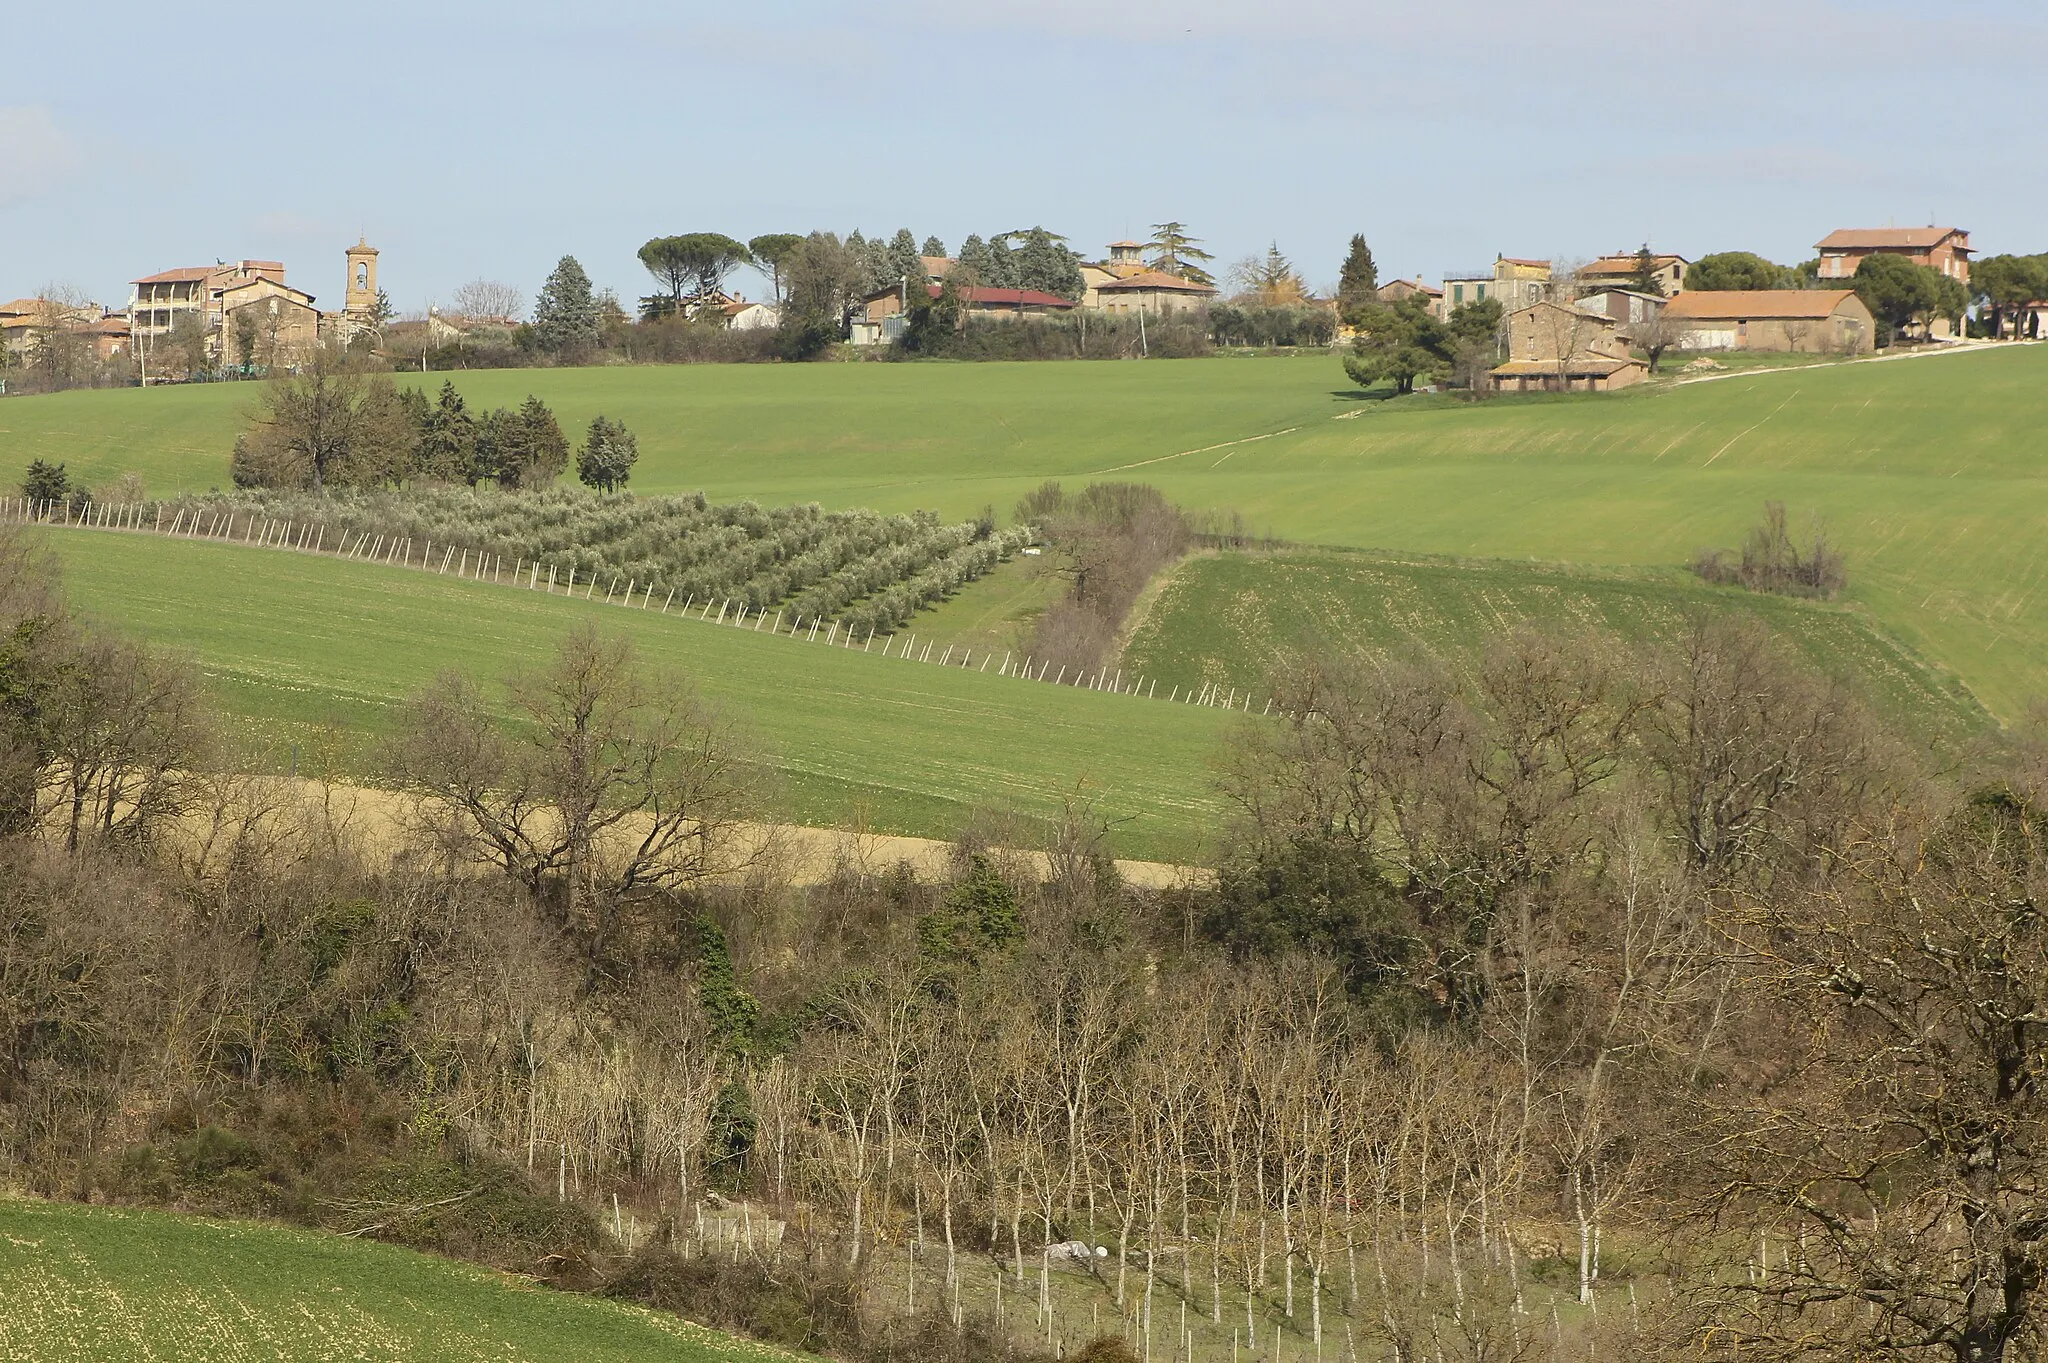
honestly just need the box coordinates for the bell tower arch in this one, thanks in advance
[344,237,379,317]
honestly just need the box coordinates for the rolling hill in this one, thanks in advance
[37,526,1238,862]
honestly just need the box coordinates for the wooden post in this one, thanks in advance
[663,588,676,613]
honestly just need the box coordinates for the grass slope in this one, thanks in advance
[0,1197,794,1363]
[13,345,2047,715]
[1,356,1338,509]
[40,528,1235,861]
[1123,550,1988,747]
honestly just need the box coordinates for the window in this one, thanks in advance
[1477,284,1487,300]
[1453,284,1464,303]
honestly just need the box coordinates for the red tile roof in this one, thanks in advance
[1499,257,1551,269]
[1664,289,1862,320]
[1815,227,1966,250]
[953,285,1075,309]
[1094,270,1217,294]
[133,266,216,284]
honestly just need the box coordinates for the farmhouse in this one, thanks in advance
[1663,289,1874,354]
[1489,300,1646,393]
[1091,270,1217,316]
[1814,227,1971,284]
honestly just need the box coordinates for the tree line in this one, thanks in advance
[227,349,637,493]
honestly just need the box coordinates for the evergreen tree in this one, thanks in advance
[532,255,598,352]
[886,228,925,289]
[746,233,804,304]
[1337,234,1380,320]
[516,395,569,485]
[577,415,639,492]
[918,854,1023,987]
[1013,226,1085,299]
[415,380,477,483]
[921,235,946,259]
[1145,221,1216,286]
[955,233,997,285]
[1688,251,1790,292]
[984,234,1021,289]
[20,460,70,505]
[1343,295,1451,394]
[1626,244,1666,296]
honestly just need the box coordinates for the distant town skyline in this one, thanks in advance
[6,0,2043,311]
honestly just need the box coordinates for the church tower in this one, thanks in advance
[344,238,379,317]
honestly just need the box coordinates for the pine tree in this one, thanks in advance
[985,234,1021,289]
[1014,227,1085,300]
[886,228,924,289]
[1338,233,1380,319]
[533,256,598,352]
[955,234,997,285]
[921,235,946,259]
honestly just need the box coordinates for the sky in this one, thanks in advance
[5,0,2044,313]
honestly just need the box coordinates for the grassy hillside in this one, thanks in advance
[39,528,1236,861]
[1123,550,1989,747]
[12,344,2047,715]
[0,355,1338,508]
[0,1197,794,1363]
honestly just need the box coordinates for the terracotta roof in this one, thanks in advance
[0,298,39,315]
[1380,279,1443,296]
[1094,270,1217,294]
[220,277,314,303]
[1491,358,1641,376]
[1583,254,1686,275]
[1664,289,1862,320]
[1816,227,1965,251]
[921,256,955,277]
[133,266,216,284]
[1499,257,1551,268]
[956,285,1075,309]
[1106,240,1144,248]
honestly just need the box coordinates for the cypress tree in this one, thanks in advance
[1338,233,1380,319]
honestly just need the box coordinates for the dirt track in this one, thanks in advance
[160,775,1212,891]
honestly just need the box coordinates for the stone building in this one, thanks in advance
[1489,300,1646,393]
[1662,289,1874,354]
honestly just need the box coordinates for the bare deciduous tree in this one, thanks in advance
[387,625,757,949]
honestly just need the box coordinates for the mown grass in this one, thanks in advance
[38,528,1237,862]
[0,1196,798,1363]
[11,344,2047,717]
[1122,550,1990,750]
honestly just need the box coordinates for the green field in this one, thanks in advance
[1123,550,1988,748]
[11,344,2047,717]
[40,528,1236,862]
[0,1197,794,1363]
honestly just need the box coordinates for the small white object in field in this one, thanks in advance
[1022,546,1042,556]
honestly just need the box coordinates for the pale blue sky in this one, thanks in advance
[5,0,2042,313]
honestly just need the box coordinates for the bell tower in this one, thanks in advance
[344,237,379,317]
